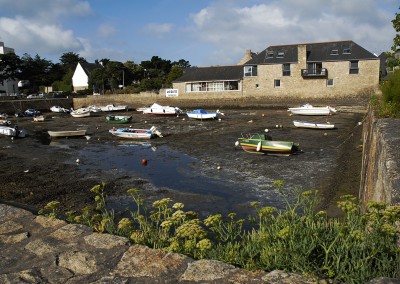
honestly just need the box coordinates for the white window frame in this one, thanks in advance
[326,79,334,87]
[244,65,257,77]
[274,79,281,88]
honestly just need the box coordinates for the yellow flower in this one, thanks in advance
[118,218,133,230]
[172,202,184,210]
[204,214,222,227]
[196,239,212,251]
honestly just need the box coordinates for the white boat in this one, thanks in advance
[88,105,102,112]
[293,120,335,129]
[100,104,128,112]
[288,104,337,116]
[142,103,182,116]
[50,106,70,113]
[109,126,162,139]
[70,108,91,118]
[48,130,87,138]
[0,125,26,137]
[186,109,222,120]
[33,115,45,122]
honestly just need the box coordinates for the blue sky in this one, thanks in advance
[0,0,398,66]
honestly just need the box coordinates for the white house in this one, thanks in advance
[72,62,102,91]
[0,41,18,96]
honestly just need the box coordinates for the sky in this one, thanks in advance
[0,0,398,67]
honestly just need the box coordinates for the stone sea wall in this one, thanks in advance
[0,204,316,283]
[360,109,400,207]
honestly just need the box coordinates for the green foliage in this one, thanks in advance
[374,70,400,117]
[41,182,400,283]
[391,6,400,52]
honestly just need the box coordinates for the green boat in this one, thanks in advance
[237,133,299,155]
[106,115,132,124]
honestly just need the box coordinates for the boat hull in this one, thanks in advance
[0,126,26,137]
[238,134,299,155]
[293,120,335,129]
[48,130,87,137]
[70,110,91,118]
[187,109,218,120]
[142,103,181,116]
[288,104,336,116]
[109,128,155,139]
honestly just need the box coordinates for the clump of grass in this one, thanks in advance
[40,181,400,283]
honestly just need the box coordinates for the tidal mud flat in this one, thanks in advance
[0,107,364,218]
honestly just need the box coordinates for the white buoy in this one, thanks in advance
[182,118,185,121]
[358,122,362,126]
[276,125,279,128]
[235,141,239,147]
[265,129,269,132]
[217,166,221,170]
[218,118,221,121]
[76,158,80,164]
[324,133,328,136]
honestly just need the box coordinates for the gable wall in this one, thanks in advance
[72,64,89,91]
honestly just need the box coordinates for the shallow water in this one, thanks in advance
[71,141,286,217]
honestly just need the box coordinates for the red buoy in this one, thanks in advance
[141,159,148,166]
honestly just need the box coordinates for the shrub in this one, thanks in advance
[40,182,400,283]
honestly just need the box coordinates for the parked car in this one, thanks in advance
[27,93,44,99]
[24,109,41,116]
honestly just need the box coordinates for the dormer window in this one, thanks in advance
[343,48,351,54]
[266,51,274,58]
[330,49,339,55]
[277,51,284,58]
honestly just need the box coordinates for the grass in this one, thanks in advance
[39,181,400,283]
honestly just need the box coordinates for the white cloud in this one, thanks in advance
[187,0,397,65]
[97,24,117,37]
[0,16,84,57]
[144,23,173,35]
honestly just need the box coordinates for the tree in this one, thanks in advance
[0,53,21,82]
[165,65,184,87]
[172,59,191,69]
[59,52,86,72]
[19,54,54,91]
[391,7,400,52]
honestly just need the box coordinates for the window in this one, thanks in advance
[282,63,291,76]
[185,81,240,92]
[244,65,257,77]
[307,62,323,75]
[277,51,284,58]
[266,51,274,58]
[330,49,339,55]
[349,61,359,74]
[274,79,281,88]
[343,48,351,54]
[327,79,334,87]
[255,84,259,88]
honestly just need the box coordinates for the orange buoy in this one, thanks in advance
[141,159,148,166]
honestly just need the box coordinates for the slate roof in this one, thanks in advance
[246,40,378,65]
[173,65,243,82]
[79,62,103,75]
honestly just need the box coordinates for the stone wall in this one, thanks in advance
[0,204,315,283]
[360,109,400,207]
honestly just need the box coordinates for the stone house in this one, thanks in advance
[72,62,103,92]
[0,41,18,96]
[173,40,380,99]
